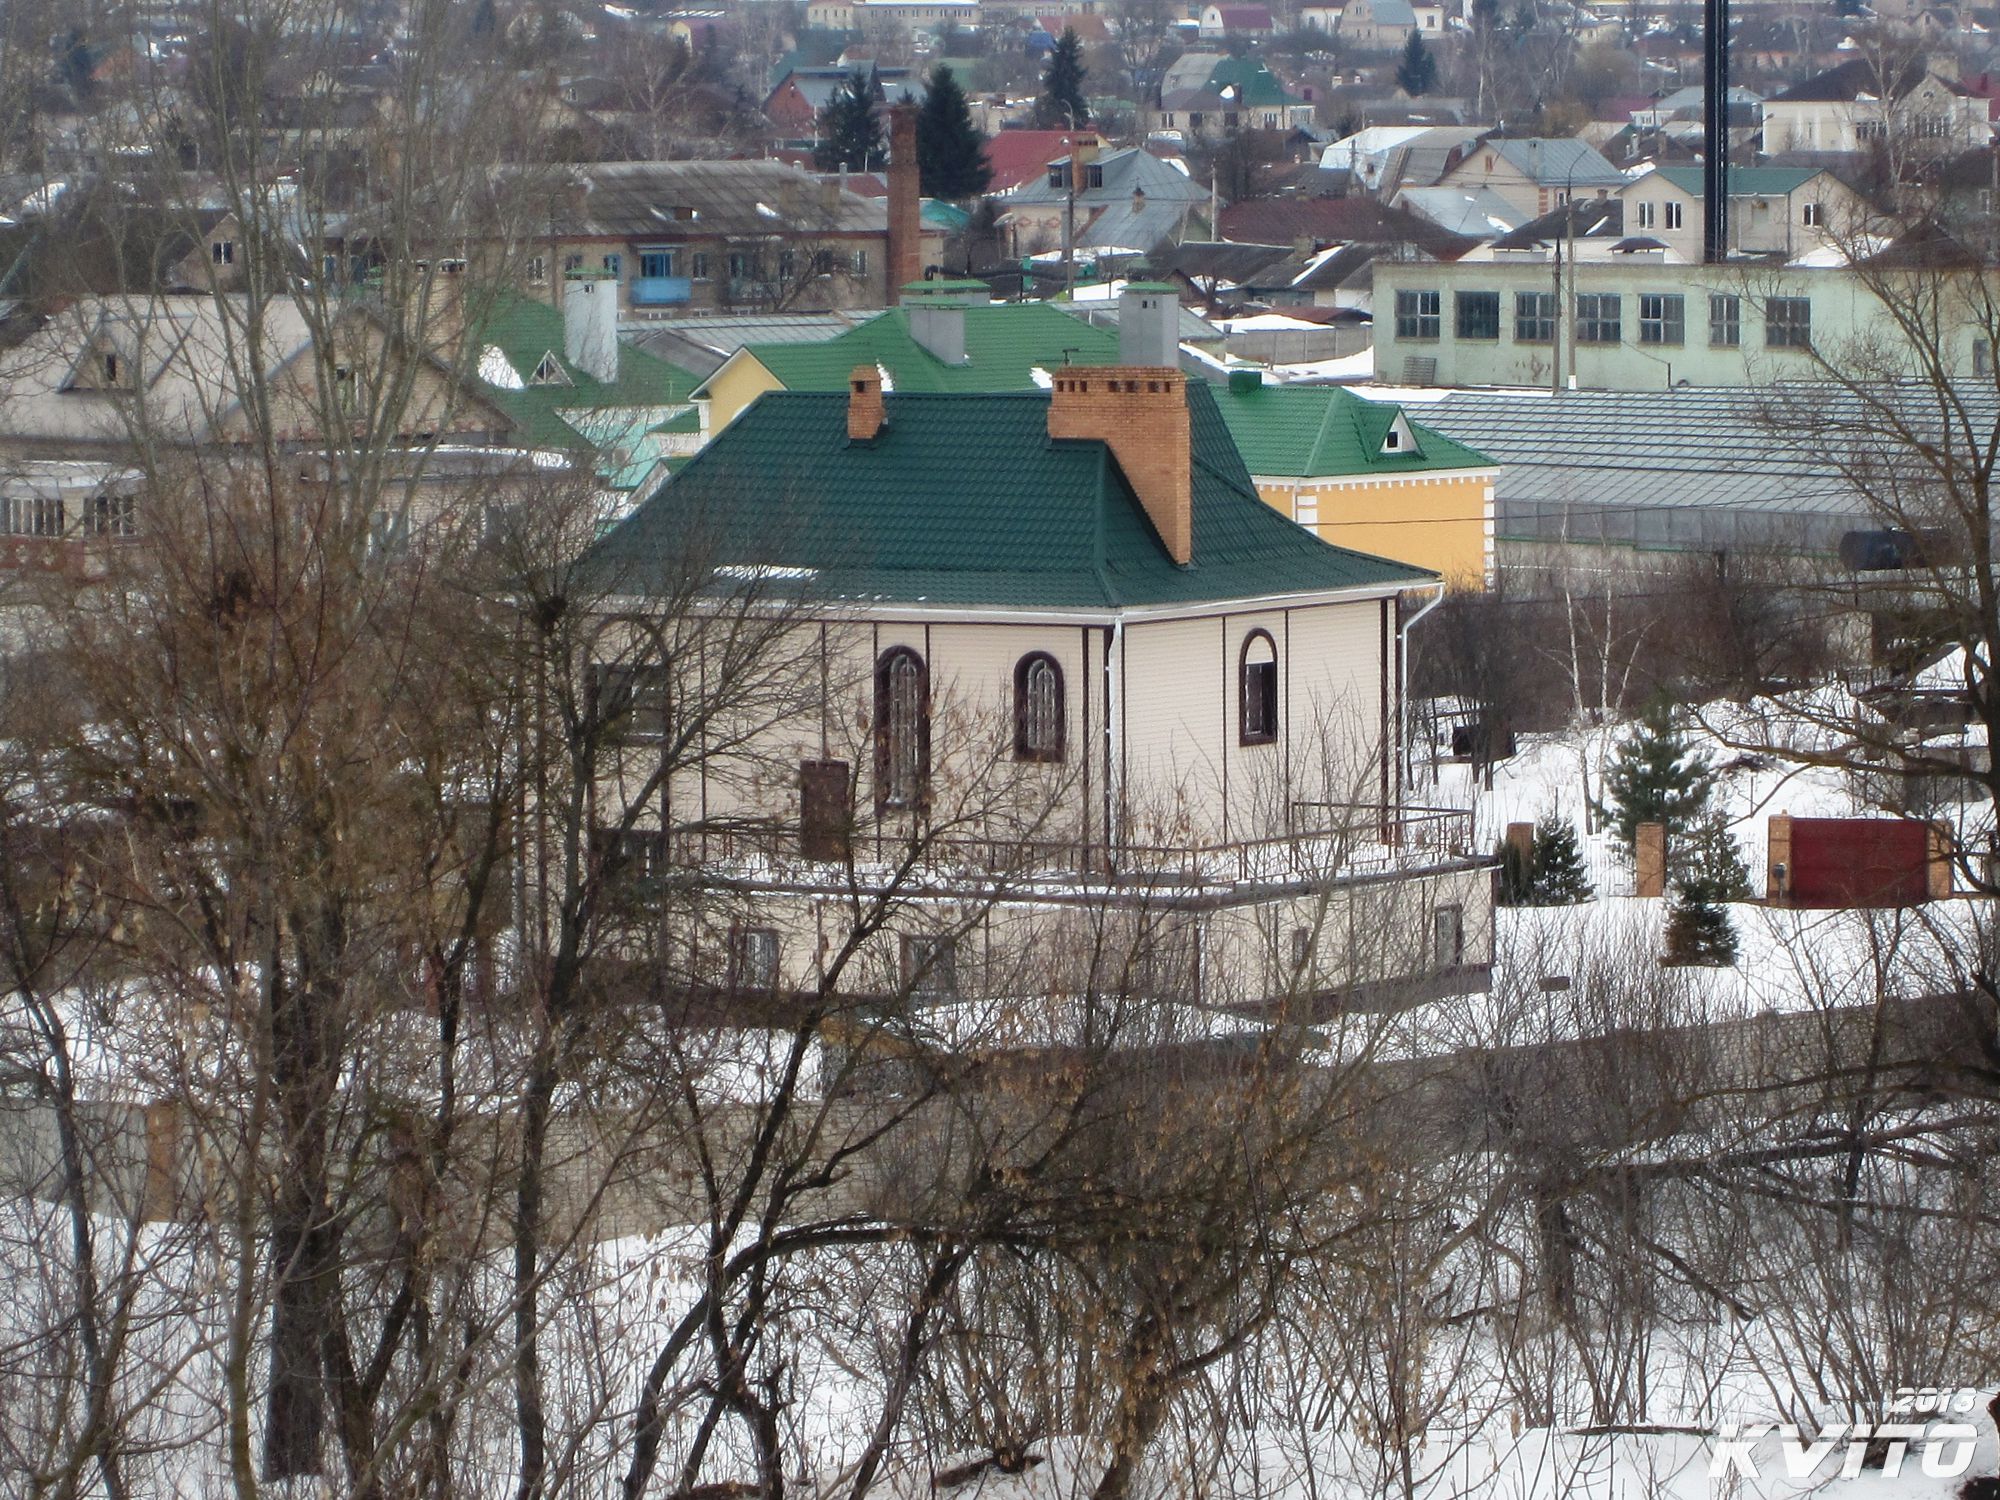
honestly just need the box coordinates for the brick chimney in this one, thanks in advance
[1048,368,1192,565]
[886,103,921,306]
[847,364,885,440]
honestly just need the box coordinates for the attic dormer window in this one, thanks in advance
[529,351,570,386]
[1383,427,1400,450]
[1085,163,1104,188]
[212,239,235,265]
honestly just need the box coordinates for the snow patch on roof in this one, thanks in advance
[478,344,525,389]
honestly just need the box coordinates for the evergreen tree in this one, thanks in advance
[916,65,992,200]
[813,71,886,172]
[1528,813,1593,905]
[1395,31,1437,96]
[1663,811,1746,965]
[1596,699,1716,854]
[1034,29,1091,129]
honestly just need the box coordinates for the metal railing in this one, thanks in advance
[667,803,1475,893]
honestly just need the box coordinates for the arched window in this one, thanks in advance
[1013,652,1065,762]
[875,647,929,810]
[1240,629,1278,745]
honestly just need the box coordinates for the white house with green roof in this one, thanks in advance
[1209,370,1498,586]
[575,356,1493,1017]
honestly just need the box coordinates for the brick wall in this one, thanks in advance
[1046,368,1192,565]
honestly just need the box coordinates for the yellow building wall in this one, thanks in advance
[1252,469,1495,589]
[699,353,785,439]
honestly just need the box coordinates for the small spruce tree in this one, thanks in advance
[1035,28,1091,128]
[1596,698,1716,854]
[1395,31,1437,96]
[916,64,992,200]
[813,71,886,172]
[1528,813,1593,905]
[1663,811,1747,965]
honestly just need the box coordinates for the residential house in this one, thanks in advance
[692,282,1123,436]
[502,156,943,318]
[1425,136,1630,220]
[763,63,925,138]
[0,291,528,553]
[998,139,1213,254]
[1330,0,1444,49]
[576,308,1492,1016]
[1198,4,1277,38]
[470,285,706,495]
[1208,368,1499,583]
[983,130,1091,192]
[1152,55,1318,139]
[1369,258,1980,389]
[1761,57,1988,157]
[1614,166,1871,262]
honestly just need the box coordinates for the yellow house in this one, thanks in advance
[1207,370,1498,587]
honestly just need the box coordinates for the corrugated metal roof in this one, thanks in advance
[1407,385,1956,550]
[539,160,886,238]
[585,385,1433,608]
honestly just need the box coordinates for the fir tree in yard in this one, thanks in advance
[1528,813,1594,905]
[1395,31,1437,96]
[916,64,992,200]
[1034,28,1091,128]
[1664,811,1748,964]
[813,70,886,172]
[1596,698,1717,854]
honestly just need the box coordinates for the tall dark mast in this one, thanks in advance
[1704,0,1731,262]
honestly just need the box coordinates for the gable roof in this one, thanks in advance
[1217,195,1474,254]
[1203,55,1303,109]
[715,301,1123,398]
[1208,378,1493,478]
[583,385,1433,609]
[472,294,702,481]
[1767,57,1959,104]
[1649,165,1830,197]
[1490,196,1625,247]
[983,130,1086,192]
[522,160,888,239]
[1459,137,1628,188]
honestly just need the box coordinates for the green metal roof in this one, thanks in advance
[1208,380,1494,479]
[582,384,1434,610]
[725,302,1125,398]
[1653,166,1826,198]
[1204,56,1302,109]
[471,294,703,483]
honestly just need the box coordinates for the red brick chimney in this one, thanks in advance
[847,364,885,440]
[887,103,921,306]
[1047,368,1192,565]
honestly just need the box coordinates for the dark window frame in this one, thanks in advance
[1455,289,1501,341]
[1575,293,1621,344]
[901,932,959,999]
[1708,293,1741,347]
[1394,288,1441,340]
[728,925,781,993]
[874,647,931,811]
[1013,652,1066,762]
[1514,290,1557,343]
[1638,292,1684,346]
[1239,629,1279,746]
[1766,296,1811,349]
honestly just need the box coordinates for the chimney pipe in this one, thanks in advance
[562,270,619,383]
[1048,368,1192,565]
[847,364,886,440]
[887,103,921,305]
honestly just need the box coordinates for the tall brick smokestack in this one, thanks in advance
[887,102,921,306]
[1048,368,1193,566]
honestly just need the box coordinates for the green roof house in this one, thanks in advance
[692,282,1126,437]
[1207,370,1497,584]
[580,351,1490,1013]
[471,278,704,493]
